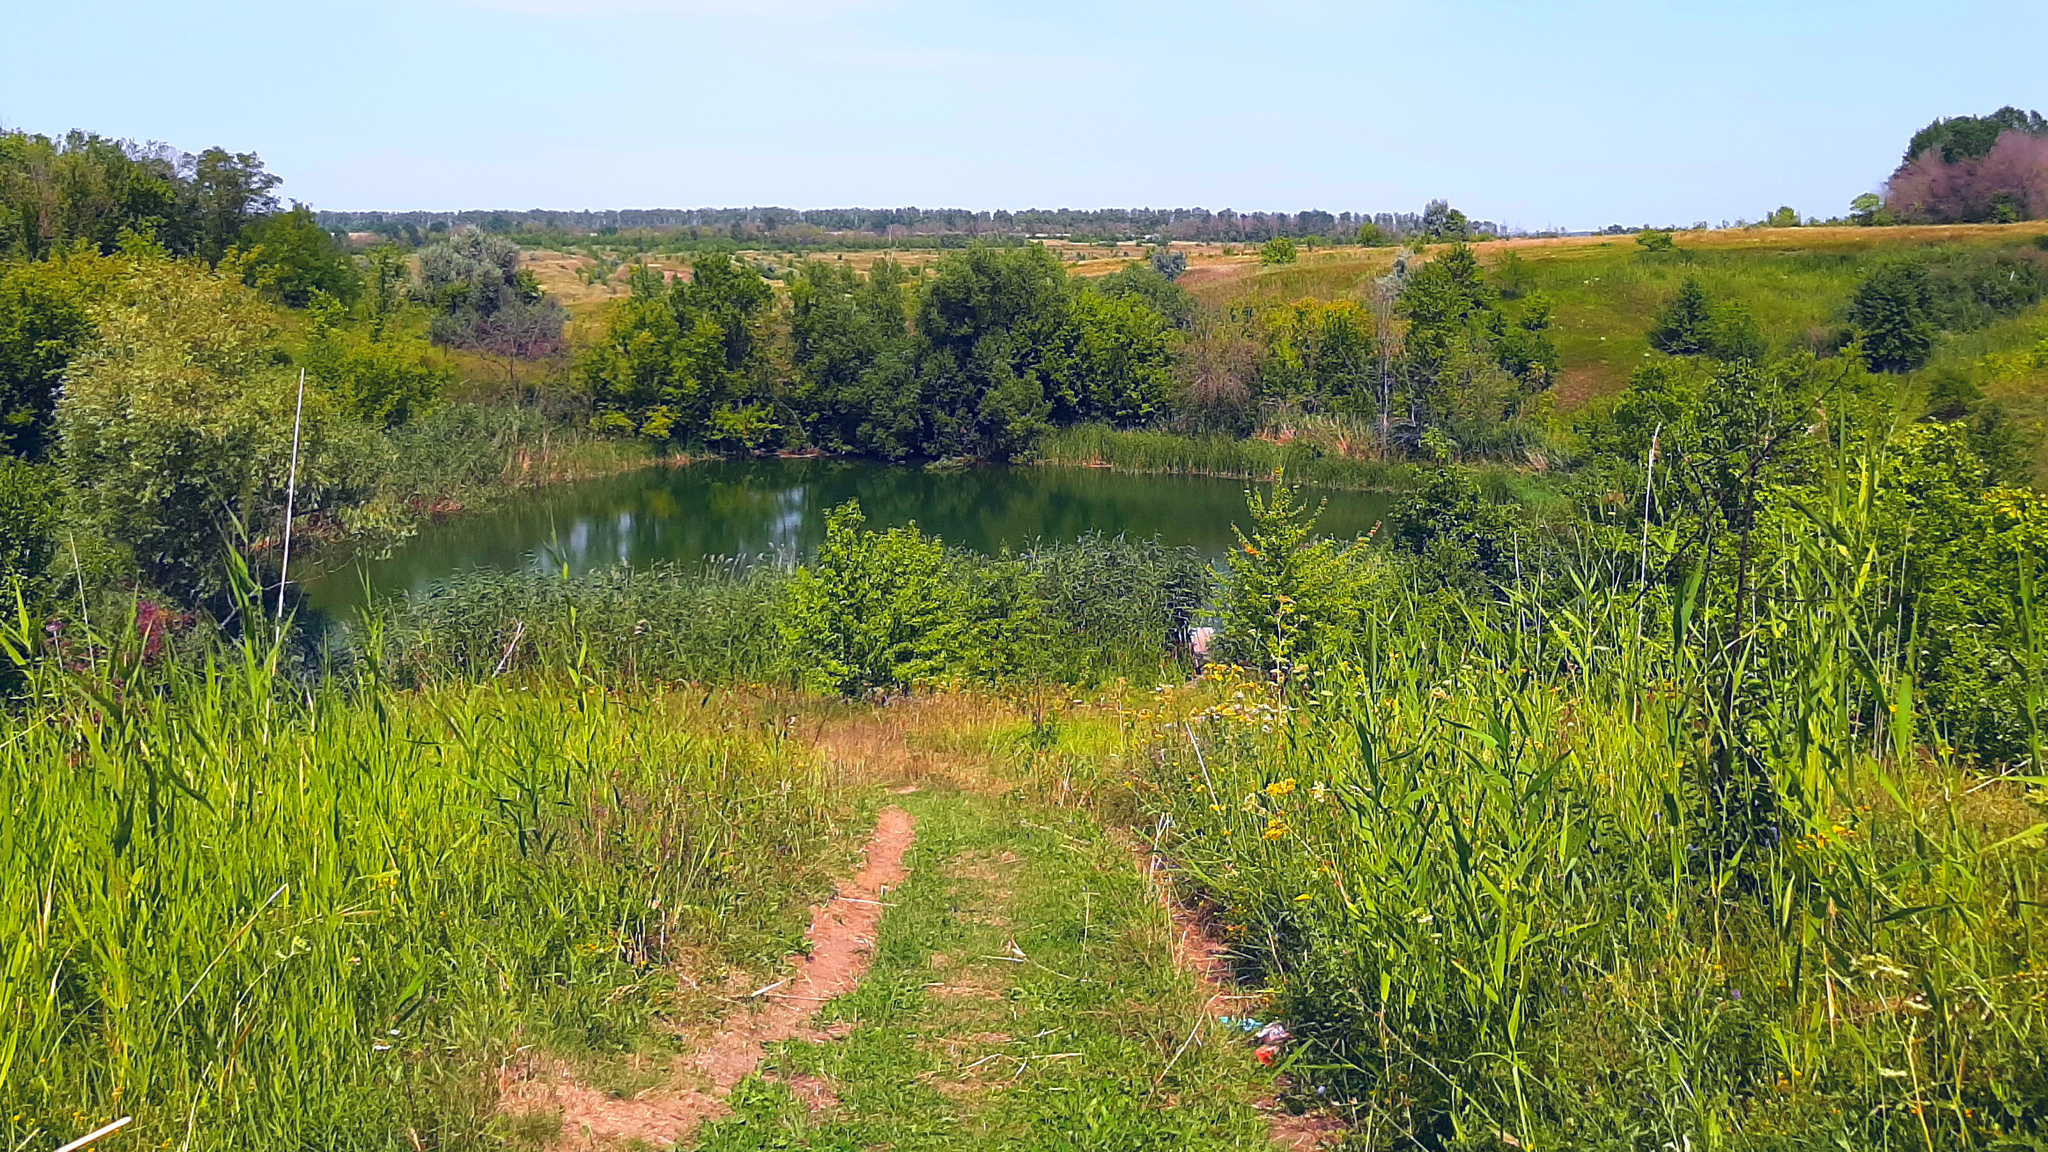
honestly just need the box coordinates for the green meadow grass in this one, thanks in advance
[1196,227,2048,409]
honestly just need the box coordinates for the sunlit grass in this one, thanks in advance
[0,623,860,1151]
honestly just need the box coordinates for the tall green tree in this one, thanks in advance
[0,248,120,458]
[915,246,1069,459]
[1649,278,1766,362]
[788,259,919,456]
[584,255,777,443]
[0,131,185,259]
[185,147,282,262]
[1650,278,1716,356]
[1047,290,1175,426]
[239,206,358,307]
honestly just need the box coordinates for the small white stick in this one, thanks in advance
[55,1116,132,1152]
[277,367,307,624]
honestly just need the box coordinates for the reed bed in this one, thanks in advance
[1135,460,2048,1147]
[1038,423,1561,507]
[357,531,1213,688]
[0,621,856,1151]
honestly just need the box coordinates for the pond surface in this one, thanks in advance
[303,459,1398,613]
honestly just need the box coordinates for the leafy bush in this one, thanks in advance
[0,455,58,592]
[1849,259,1937,371]
[1259,237,1298,266]
[778,501,1040,694]
[415,232,565,362]
[238,205,358,307]
[1649,277,1766,361]
[1219,480,1381,677]
[301,307,448,426]
[1389,466,1520,584]
[57,249,356,599]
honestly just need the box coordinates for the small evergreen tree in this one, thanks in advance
[1220,477,1375,682]
[1850,260,1936,372]
[1649,278,1715,356]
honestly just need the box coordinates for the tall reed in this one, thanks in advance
[0,607,852,1151]
[1137,444,2048,1147]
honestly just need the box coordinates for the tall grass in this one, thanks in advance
[356,532,1214,689]
[363,556,790,685]
[1136,448,2048,1146]
[0,608,855,1151]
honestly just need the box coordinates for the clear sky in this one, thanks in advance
[4,0,2043,231]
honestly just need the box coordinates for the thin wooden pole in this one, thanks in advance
[277,368,306,623]
[54,1116,131,1152]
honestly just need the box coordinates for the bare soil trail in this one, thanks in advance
[498,807,915,1147]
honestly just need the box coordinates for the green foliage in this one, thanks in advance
[1149,245,1189,278]
[584,256,775,441]
[238,205,359,307]
[0,624,847,1151]
[187,147,284,261]
[1049,289,1175,426]
[1923,364,1982,420]
[1850,259,1937,371]
[55,250,350,598]
[787,258,918,456]
[415,232,565,362]
[1876,423,2048,763]
[1256,298,1375,413]
[1491,250,1534,299]
[0,131,279,261]
[1092,262,1195,327]
[1635,228,1676,252]
[1389,465,1519,583]
[1765,205,1803,228]
[1219,479,1378,677]
[1850,192,1884,224]
[0,456,59,592]
[1905,105,2047,164]
[1421,198,1471,240]
[0,247,120,459]
[1258,236,1298,265]
[1397,245,1559,450]
[1649,277,1767,361]
[1356,221,1392,247]
[778,501,1040,694]
[915,246,1069,459]
[300,306,449,427]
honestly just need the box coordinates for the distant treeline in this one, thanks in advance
[1,130,284,261]
[316,205,1497,245]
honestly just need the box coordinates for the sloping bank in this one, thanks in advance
[1036,423,1567,507]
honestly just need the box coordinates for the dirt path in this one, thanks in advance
[1139,842,1342,1150]
[500,700,1343,1149]
[498,808,915,1147]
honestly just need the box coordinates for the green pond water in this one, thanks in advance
[303,459,1398,613]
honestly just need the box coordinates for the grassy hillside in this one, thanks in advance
[1173,223,2048,478]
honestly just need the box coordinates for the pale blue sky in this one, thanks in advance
[4,0,2042,230]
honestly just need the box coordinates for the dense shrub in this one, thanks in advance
[0,456,58,592]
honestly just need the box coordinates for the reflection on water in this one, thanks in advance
[304,459,1398,612]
